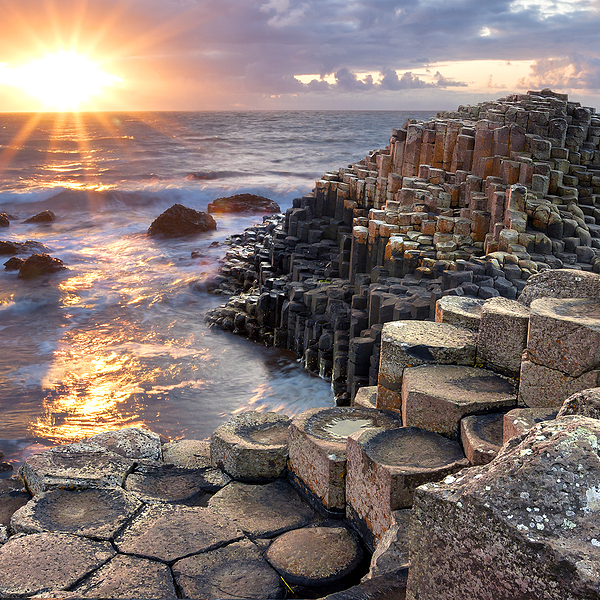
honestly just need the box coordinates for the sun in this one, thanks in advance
[2,51,121,111]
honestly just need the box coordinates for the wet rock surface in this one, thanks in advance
[147,203,217,237]
[173,538,284,600]
[24,210,56,223]
[72,554,177,599]
[208,479,316,538]
[10,487,142,539]
[0,532,115,598]
[266,525,363,587]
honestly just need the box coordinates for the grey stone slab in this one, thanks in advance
[125,463,230,504]
[518,268,600,307]
[173,538,284,599]
[208,479,316,538]
[115,504,243,563]
[266,526,363,587]
[162,439,211,469]
[407,416,600,600]
[528,298,600,377]
[10,487,142,540]
[20,441,134,495]
[87,427,162,460]
[402,365,517,440]
[211,411,291,481]
[378,320,477,411]
[72,554,177,599]
[0,478,30,527]
[0,532,114,598]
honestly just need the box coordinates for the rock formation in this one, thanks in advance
[148,203,217,237]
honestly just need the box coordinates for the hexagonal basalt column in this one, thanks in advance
[346,427,468,550]
[377,321,477,412]
[211,411,291,482]
[288,406,403,515]
[402,365,517,440]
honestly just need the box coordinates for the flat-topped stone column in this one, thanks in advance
[288,406,402,514]
[402,365,517,439]
[210,411,291,481]
[377,321,477,412]
[346,426,468,549]
[460,412,505,465]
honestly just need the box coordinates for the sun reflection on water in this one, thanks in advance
[31,331,149,444]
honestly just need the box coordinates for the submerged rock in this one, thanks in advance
[24,210,56,223]
[148,203,217,237]
[207,193,280,214]
[3,257,24,271]
[17,253,67,278]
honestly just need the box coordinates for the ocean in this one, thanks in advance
[0,110,435,470]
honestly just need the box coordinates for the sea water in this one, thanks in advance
[0,110,435,468]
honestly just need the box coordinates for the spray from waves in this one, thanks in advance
[0,179,314,216]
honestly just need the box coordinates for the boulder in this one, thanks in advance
[87,427,162,461]
[0,213,9,227]
[148,203,217,237]
[407,416,600,600]
[558,387,600,419]
[518,268,600,307]
[19,440,135,495]
[207,193,281,214]
[24,210,56,223]
[161,439,212,469]
[18,253,67,278]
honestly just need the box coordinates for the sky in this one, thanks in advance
[0,0,599,112]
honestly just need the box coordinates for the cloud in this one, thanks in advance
[517,55,600,90]
[433,71,469,88]
[1,0,600,110]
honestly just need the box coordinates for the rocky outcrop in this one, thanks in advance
[17,254,67,278]
[407,416,600,600]
[147,203,217,237]
[207,193,281,214]
[0,240,50,255]
[0,213,9,227]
